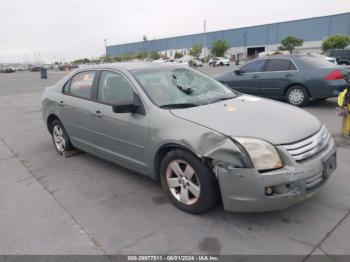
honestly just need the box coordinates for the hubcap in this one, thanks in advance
[166,160,200,205]
[52,125,66,153]
[288,89,304,105]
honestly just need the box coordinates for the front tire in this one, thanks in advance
[286,85,310,107]
[50,120,73,155]
[160,149,219,214]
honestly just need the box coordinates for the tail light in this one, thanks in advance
[324,69,344,80]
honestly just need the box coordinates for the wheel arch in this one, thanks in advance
[337,59,350,65]
[47,114,61,133]
[153,143,204,180]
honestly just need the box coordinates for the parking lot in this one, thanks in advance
[0,66,349,258]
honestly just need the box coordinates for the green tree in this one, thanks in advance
[189,44,203,58]
[278,36,304,53]
[112,56,122,62]
[71,58,90,64]
[150,51,160,60]
[210,40,230,57]
[100,55,112,63]
[120,53,134,61]
[322,34,350,51]
[135,51,149,60]
[174,52,183,59]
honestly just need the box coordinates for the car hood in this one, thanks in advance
[170,95,321,145]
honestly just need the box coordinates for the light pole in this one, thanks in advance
[104,39,107,56]
[243,32,248,61]
[203,19,207,58]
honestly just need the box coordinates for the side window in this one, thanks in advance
[241,60,266,73]
[62,80,71,94]
[264,59,297,72]
[69,71,95,99]
[98,71,135,105]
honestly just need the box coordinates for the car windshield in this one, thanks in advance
[131,67,237,108]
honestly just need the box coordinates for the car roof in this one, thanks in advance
[82,62,177,71]
[255,54,323,60]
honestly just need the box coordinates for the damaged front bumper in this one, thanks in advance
[216,138,337,213]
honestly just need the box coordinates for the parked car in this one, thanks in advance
[178,58,203,67]
[209,57,230,67]
[29,66,42,72]
[1,67,15,73]
[59,63,79,70]
[192,59,203,67]
[215,55,349,106]
[323,49,350,65]
[42,63,336,213]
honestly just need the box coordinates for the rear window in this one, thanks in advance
[302,57,339,68]
[264,59,297,71]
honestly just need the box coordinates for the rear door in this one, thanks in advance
[59,70,98,150]
[259,58,300,99]
[228,59,266,95]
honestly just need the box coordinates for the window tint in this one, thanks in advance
[241,60,266,73]
[69,71,95,99]
[264,59,297,71]
[98,71,135,105]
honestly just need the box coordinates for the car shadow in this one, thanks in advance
[307,98,337,109]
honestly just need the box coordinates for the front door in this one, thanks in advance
[228,59,266,95]
[90,70,149,173]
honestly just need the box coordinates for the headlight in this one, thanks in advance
[235,137,283,171]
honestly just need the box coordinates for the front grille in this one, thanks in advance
[281,126,330,162]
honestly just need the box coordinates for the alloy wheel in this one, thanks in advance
[52,125,66,153]
[166,160,201,205]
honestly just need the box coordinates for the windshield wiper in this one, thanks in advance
[209,95,236,104]
[160,103,199,109]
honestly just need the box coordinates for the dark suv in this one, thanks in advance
[323,49,350,65]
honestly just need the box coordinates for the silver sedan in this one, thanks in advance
[42,62,337,213]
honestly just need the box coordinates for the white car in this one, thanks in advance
[177,58,203,67]
[209,57,230,66]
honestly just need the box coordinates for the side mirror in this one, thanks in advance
[112,103,138,113]
[234,69,243,75]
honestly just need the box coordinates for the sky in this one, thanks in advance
[0,0,349,63]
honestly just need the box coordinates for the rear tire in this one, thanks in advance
[160,149,219,214]
[286,85,310,107]
[338,60,350,65]
[50,120,73,155]
[220,62,224,66]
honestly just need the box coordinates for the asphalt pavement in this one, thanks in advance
[0,66,349,258]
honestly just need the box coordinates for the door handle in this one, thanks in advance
[285,73,294,77]
[93,110,103,117]
[252,75,259,79]
[58,101,65,106]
